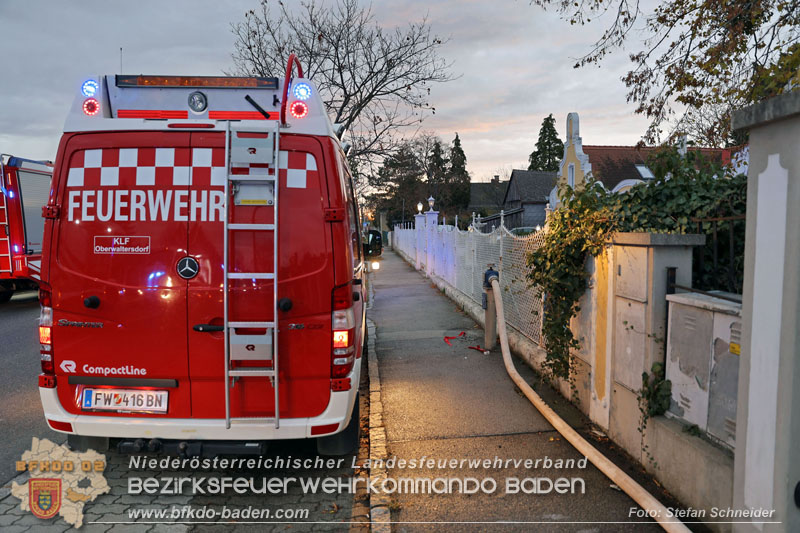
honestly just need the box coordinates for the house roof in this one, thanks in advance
[469,180,508,211]
[503,169,557,205]
[582,145,725,190]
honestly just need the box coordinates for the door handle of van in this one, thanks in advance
[193,324,224,333]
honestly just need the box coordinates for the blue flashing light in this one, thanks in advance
[13,245,20,253]
[293,82,312,101]
[146,270,166,287]
[7,190,14,199]
[81,79,99,98]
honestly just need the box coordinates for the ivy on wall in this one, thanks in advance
[527,147,746,381]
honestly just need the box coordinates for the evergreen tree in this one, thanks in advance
[427,139,449,186]
[446,133,470,209]
[528,114,564,172]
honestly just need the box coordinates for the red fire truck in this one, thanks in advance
[1,155,52,302]
[38,56,366,456]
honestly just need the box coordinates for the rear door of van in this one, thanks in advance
[186,132,335,420]
[50,132,191,418]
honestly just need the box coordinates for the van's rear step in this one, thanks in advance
[223,122,281,429]
[116,438,268,457]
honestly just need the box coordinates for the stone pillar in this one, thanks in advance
[731,92,800,532]
[414,213,426,271]
[425,210,438,276]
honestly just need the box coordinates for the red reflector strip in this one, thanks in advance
[167,123,215,129]
[47,419,73,433]
[208,111,279,120]
[331,378,351,392]
[117,75,278,89]
[310,423,340,436]
[118,109,189,119]
[39,375,56,388]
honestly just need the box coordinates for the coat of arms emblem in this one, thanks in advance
[29,478,61,519]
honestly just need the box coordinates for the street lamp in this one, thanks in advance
[427,196,435,211]
[417,201,423,213]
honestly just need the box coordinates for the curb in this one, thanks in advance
[366,318,391,533]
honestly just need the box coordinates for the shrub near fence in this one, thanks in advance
[392,219,547,346]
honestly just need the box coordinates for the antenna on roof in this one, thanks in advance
[119,47,123,73]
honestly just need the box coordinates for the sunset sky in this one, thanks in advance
[0,0,652,181]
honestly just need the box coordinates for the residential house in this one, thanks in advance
[500,169,556,229]
[468,175,508,216]
[549,112,745,206]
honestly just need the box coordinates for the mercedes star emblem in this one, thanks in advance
[177,257,200,279]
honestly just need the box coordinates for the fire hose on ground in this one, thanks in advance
[486,273,690,533]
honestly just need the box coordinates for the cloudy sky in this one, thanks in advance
[0,0,652,181]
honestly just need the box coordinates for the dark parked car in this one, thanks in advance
[363,229,382,257]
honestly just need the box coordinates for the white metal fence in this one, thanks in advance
[392,219,547,345]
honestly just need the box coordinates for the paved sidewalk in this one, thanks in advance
[370,250,660,532]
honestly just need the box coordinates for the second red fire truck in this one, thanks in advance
[1,155,52,302]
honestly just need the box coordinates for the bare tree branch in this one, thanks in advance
[230,0,454,187]
[533,0,800,144]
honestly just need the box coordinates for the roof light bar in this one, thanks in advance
[115,75,279,89]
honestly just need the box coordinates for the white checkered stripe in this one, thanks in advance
[67,148,317,189]
[66,148,225,188]
[282,152,317,189]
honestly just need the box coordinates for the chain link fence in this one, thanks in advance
[391,220,546,346]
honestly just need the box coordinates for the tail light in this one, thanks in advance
[331,283,356,382]
[39,287,54,376]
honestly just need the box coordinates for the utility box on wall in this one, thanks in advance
[666,292,742,449]
[607,233,704,462]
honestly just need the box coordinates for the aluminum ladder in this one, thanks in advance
[223,121,281,429]
[0,158,12,273]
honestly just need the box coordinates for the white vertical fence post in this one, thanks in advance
[414,213,426,271]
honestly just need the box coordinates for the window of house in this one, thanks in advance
[635,164,655,179]
[568,164,575,187]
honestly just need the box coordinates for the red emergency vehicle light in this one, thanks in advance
[116,75,279,89]
[290,101,309,119]
[83,98,100,116]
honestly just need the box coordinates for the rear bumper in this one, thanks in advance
[40,359,360,441]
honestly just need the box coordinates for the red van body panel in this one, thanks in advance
[41,129,362,429]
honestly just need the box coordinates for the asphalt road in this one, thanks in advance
[0,290,65,485]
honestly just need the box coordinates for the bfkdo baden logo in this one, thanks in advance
[29,478,62,519]
[11,438,110,528]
